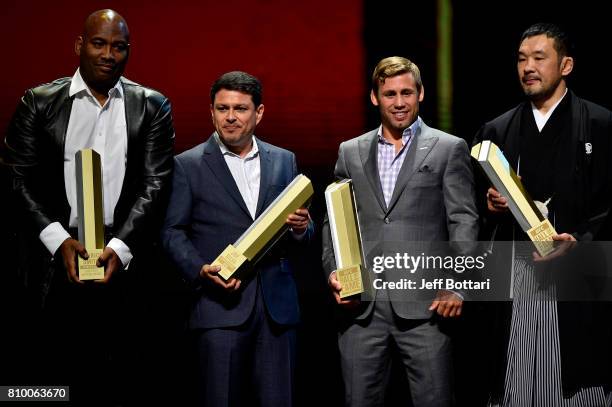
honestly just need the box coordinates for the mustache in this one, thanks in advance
[522,75,540,82]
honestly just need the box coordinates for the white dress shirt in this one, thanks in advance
[376,116,421,206]
[215,133,261,219]
[38,69,132,267]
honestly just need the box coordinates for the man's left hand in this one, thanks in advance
[429,290,463,318]
[286,208,310,234]
[95,247,124,284]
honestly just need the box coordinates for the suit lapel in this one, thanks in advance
[359,131,387,212]
[386,124,438,214]
[255,141,273,218]
[568,90,582,181]
[563,91,582,209]
[47,85,73,217]
[112,79,144,220]
[203,136,252,219]
[502,103,526,169]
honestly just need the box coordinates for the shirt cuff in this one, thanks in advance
[449,289,464,301]
[39,222,71,256]
[107,237,133,269]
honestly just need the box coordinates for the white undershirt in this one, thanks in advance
[531,88,568,132]
[38,69,132,267]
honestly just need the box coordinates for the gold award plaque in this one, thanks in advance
[472,141,557,256]
[325,179,367,298]
[75,149,105,280]
[213,174,314,281]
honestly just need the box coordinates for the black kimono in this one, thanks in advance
[473,91,612,404]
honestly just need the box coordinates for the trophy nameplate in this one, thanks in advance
[336,265,364,298]
[527,219,556,257]
[75,149,105,280]
[211,245,248,278]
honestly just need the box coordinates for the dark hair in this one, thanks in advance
[520,23,573,58]
[210,71,262,107]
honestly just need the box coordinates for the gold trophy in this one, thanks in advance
[472,140,556,256]
[75,149,105,280]
[325,179,367,298]
[213,174,314,281]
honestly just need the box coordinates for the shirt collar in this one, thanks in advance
[377,116,421,145]
[214,132,259,159]
[530,88,568,121]
[69,68,124,99]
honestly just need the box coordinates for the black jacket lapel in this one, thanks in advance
[47,86,73,157]
[113,80,144,223]
[255,141,273,218]
[123,79,144,178]
[202,136,252,219]
[48,85,73,223]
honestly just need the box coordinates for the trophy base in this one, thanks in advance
[78,248,105,280]
[337,265,364,298]
[527,219,556,257]
[213,244,248,281]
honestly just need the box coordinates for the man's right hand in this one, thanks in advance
[487,187,509,213]
[59,238,88,284]
[200,264,241,292]
[329,271,360,309]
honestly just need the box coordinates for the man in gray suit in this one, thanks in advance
[322,56,478,407]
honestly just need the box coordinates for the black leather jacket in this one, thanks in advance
[4,76,175,255]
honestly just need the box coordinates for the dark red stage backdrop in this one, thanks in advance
[2,0,365,167]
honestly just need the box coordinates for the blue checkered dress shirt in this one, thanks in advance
[377,117,421,207]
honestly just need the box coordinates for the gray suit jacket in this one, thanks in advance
[322,122,478,319]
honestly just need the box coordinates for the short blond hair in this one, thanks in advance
[372,56,422,94]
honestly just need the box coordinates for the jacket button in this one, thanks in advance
[384,217,390,224]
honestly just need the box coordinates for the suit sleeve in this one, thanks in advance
[321,142,350,277]
[161,157,205,285]
[442,138,479,247]
[4,89,57,233]
[289,151,314,242]
[114,96,175,253]
[291,152,298,179]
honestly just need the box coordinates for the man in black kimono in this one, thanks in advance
[474,23,612,406]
